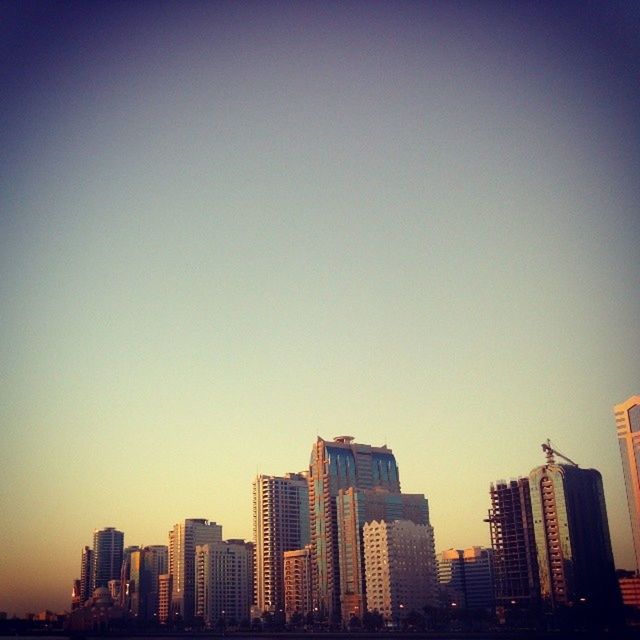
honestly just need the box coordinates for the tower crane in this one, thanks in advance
[541,439,579,467]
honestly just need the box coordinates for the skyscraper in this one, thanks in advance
[253,472,309,616]
[614,395,640,572]
[128,545,168,621]
[529,447,620,621]
[169,519,222,622]
[283,546,313,623]
[487,478,539,611]
[363,519,437,625]
[308,436,401,621]
[79,546,93,602]
[336,487,430,622]
[92,527,124,591]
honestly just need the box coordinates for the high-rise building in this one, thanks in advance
[92,527,124,591]
[437,549,467,607]
[158,574,172,625]
[363,519,437,625]
[308,436,400,621]
[283,546,313,623]
[529,448,620,621]
[614,395,640,572]
[487,478,539,610]
[169,519,222,622]
[253,472,309,616]
[128,545,168,621]
[79,546,93,602]
[71,579,82,610]
[195,540,252,627]
[120,545,141,610]
[336,487,430,622]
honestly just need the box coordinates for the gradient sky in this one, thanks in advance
[1,0,639,615]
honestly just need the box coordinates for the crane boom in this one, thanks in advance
[541,439,578,467]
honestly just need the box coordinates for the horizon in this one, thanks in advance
[1,0,639,616]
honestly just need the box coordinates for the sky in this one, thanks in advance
[1,0,639,616]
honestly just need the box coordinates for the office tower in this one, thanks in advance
[128,545,168,621]
[487,478,539,610]
[284,546,313,623]
[168,519,222,622]
[120,545,141,609]
[195,540,252,627]
[253,472,309,616]
[437,547,493,610]
[437,549,467,607]
[92,527,124,591]
[80,546,93,602]
[529,446,620,620]
[336,487,430,623]
[309,436,400,621]
[363,519,437,625]
[614,395,640,572]
[158,574,172,624]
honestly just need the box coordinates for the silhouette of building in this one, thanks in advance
[614,395,640,572]
[80,546,93,603]
[169,519,222,622]
[92,527,124,591]
[253,472,309,616]
[308,436,400,621]
[487,478,539,611]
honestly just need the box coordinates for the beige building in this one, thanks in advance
[158,573,172,624]
[253,473,309,616]
[615,396,640,572]
[283,546,313,622]
[195,540,252,627]
[363,519,437,625]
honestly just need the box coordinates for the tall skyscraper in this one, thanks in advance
[529,446,620,621]
[362,519,437,625]
[308,436,400,621]
[128,545,168,621]
[168,519,222,623]
[253,472,309,616]
[195,540,252,627]
[487,478,539,610]
[614,395,640,572]
[92,527,124,591]
[336,487,430,622]
[79,546,93,602]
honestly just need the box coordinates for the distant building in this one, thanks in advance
[195,540,252,627]
[119,545,141,610]
[158,573,172,624]
[437,547,494,610]
[309,436,401,621]
[487,478,539,610]
[529,448,621,622]
[284,546,313,622]
[128,545,168,621]
[66,587,126,632]
[92,528,124,592]
[336,486,430,623]
[80,546,93,603]
[614,396,640,573]
[363,519,437,625]
[169,519,222,622]
[253,472,309,616]
[619,576,640,609]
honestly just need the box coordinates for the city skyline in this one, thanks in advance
[1,1,639,616]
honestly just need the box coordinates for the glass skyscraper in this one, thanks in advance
[92,527,124,592]
[614,395,640,573]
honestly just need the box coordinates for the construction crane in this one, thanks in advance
[541,439,579,467]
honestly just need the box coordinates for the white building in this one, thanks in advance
[195,541,252,627]
[363,519,437,625]
[168,519,222,622]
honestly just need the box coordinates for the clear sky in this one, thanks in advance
[1,0,639,616]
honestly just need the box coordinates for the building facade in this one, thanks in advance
[529,454,620,621]
[615,395,640,573]
[487,478,539,610]
[308,436,400,621]
[168,519,222,622]
[195,540,252,627]
[363,519,437,625]
[253,472,309,616]
[80,546,93,603]
[92,527,124,591]
[283,546,313,623]
[158,574,172,625]
[437,547,494,610]
[128,545,168,621]
[336,487,430,623]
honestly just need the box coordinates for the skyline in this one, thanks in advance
[1,1,639,616]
